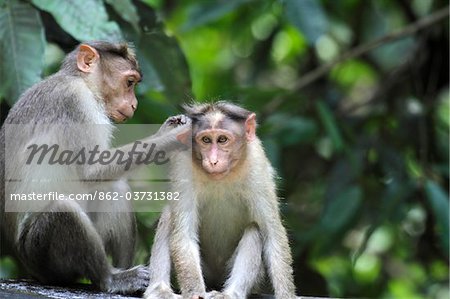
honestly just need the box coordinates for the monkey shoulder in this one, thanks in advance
[6,74,105,124]
[245,153,276,183]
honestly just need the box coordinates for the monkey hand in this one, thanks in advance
[156,114,192,148]
[103,265,150,294]
[157,114,192,136]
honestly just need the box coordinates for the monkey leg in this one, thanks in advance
[90,180,136,268]
[212,223,264,299]
[91,210,136,268]
[17,201,148,294]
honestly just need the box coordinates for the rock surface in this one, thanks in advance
[0,279,331,299]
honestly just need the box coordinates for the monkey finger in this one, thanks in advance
[178,114,192,126]
[166,114,189,127]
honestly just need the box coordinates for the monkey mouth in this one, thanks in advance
[208,170,229,180]
[117,111,130,121]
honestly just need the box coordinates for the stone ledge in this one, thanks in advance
[0,279,331,299]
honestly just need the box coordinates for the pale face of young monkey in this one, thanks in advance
[192,110,256,180]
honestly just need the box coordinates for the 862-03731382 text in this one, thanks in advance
[7,191,181,201]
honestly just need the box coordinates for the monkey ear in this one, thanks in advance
[77,44,99,73]
[176,128,192,145]
[245,113,256,141]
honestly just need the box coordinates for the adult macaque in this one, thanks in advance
[0,41,189,294]
[145,102,296,299]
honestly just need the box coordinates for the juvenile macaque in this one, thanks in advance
[0,41,188,293]
[145,102,296,299]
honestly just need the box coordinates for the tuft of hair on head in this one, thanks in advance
[182,101,252,122]
[61,41,141,76]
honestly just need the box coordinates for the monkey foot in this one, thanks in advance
[204,291,233,299]
[144,282,181,299]
[104,265,150,294]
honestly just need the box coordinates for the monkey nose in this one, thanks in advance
[131,104,137,111]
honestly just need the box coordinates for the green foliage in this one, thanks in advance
[0,0,45,105]
[31,0,122,41]
[0,256,19,278]
[104,0,140,32]
[137,32,192,103]
[283,0,328,44]
[316,101,345,153]
[425,180,449,257]
[0,0,448,298]
[180,0,254,32]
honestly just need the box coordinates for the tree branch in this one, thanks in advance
[292,6,449,91]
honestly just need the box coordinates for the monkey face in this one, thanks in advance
[76,43,141,123]
[191,112,256,180]
[102,69,141,123]
[194,128,238,179]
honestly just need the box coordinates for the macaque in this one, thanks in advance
[145,102,296,299]
[0,41,189,294]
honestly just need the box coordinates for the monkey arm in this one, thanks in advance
[263,220,296,299]
[145,206,178,298]
[170,200,206,297]
[254,190,297,299]
[80,125,189,182]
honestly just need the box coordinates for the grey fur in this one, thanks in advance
[145,102,296,299]
[0,41,188,294]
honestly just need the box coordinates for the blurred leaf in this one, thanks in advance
[142,0,162,9]
[353,179,413,264]
[261,137,281,171]
[283,0,328,45]
[372,38,415,70]
[126,1,162,94]
[327,154,363,199]
[424,180,449,257]
[316,101,345,153]
[354,253,381,283]
[330,59,377,89]
[32,0,122,41]
[136,211,161,228]
[181,0,253,32]
[105,0,140,32]
[272,26,308,63]
[266,113,318,146]
[0,256,19,278]
[436,89,450,127]
[320,185,362,235]
[363,3,415,70]
[405,150,423,179]
[388,278,424,299]
[132,96,178,123]
[435,90,450,164]
[138,32,192,103]
[136,50,164,94]
[0,0,45,105]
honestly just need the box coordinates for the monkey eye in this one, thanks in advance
[127,78,135,88]
[201,136,212,144]
[217,135,228,144]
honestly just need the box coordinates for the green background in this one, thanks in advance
[0,0,448,298]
